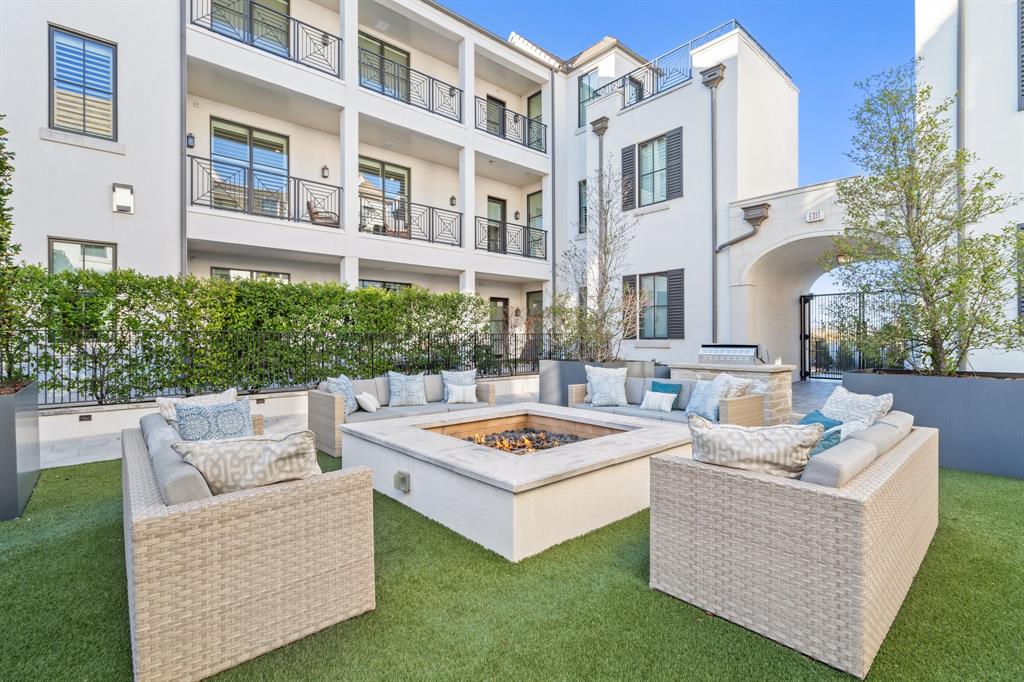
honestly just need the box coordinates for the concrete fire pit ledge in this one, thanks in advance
[341,402,691,561]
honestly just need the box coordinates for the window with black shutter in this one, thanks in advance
[666,268,685,339]
[621,145,636,211]
[622,127,682,210]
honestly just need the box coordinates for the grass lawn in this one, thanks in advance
[1,455,1022,681]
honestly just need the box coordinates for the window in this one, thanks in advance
[358,156,410,200]
[359,279,411,292]
[358,32,410,100]
[210,118,289,217]
[50,27,116,140]
[637,136,668,206]
[211,0,290,57]
[639,273,669,339]
[526,191,543,229]
[49,238,115,274]
[527,91,544,151]
[577,69,598,127]
[577,180,587,233]
[211,267,290,283]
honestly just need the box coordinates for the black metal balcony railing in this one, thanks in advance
[474,217,547,260]
[358,49,462,122]
[359,194,462,247]
[191,0,342,78]
[190,155,342,227]
[474,97,546,153]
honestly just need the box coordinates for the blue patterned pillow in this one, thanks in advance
[441,369,476,401]
[587,366,628,407]
[175,400,254,441]
[685,374,733,421]
[387,371,427,407]
[324,375,358,415]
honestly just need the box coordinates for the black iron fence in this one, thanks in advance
[191,0,342,77]
[4,330,550,407]
[190,156,342,227]
[358,193,462,246]
[358,49,462,122]
[474,217,546,259]
[800,292,907,380]
[474,97,546,152]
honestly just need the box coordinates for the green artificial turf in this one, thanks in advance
[1,455,1022,681]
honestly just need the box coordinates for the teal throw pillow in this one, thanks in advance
[800,410,842,455]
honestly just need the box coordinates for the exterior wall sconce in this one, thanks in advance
[321,165,329,179]
[112,183,134,214]
[514,210,521,220]
[185,133,195,148]
[449,195,457,207]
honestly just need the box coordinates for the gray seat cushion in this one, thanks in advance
[423,375,444,403]
[392,403,449,417]
[877,410,914,437]
[610,405,675,421]
[624,377,645,405]
[446,402,487,412]
[801,438,879,488]
[351,379,378,402]
[849,423,905,455]
[643,378,695,410]
[573,402,614,413]
[374,376,391,406]
[139,413,212,506]
[345,407,405,422]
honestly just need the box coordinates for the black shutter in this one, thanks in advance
[667,268,685,339]
[621,145,636,210]
[665,127,683,200]
[622,274,638,339]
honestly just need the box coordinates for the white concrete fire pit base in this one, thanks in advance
[341,402,691,562]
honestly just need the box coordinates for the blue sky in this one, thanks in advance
[442,0,915,185]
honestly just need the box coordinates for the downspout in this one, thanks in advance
[701,64,725,343]
[956,0,967,371]
[549,66,557,300]
[179,0,188,277]
[591,116,609,317]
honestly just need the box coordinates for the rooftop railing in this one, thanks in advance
[474,97,547,153]
[358,49,463,122]
[585,20,789,110]
[358,193,462,247]
[189,155,342,227]
[190,0,342,78]
[474,217,547,260]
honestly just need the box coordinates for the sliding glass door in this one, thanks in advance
[210,118,289,217]
[211,0,290,57]
[358,155,411,234]
[358,33,410,101]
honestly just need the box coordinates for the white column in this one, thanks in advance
[340,107,359,234]
[340,255,360,288]
[341,0,359,86]
[458,146,475,252]
[458,37,475,127]
[459,269,476,295]
[541,171,554,256]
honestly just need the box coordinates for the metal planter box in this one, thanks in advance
[0,381,40,521]
[843,370,1023,479]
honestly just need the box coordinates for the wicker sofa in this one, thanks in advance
[122,413,376,682]
[309,374,496,457]
[567,377,764,426]
[649,424,939,678]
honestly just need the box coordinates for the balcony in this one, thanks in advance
[189,155,342,227]
[358,49,463,122]
[190,0,342,78]
[359,194,462,247]
[474,97,546,153]
[474,217,547,259]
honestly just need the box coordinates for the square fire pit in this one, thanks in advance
[341,402,691,562]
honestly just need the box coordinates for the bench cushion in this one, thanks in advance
[849,423,905,455]
[139,413,212,505]
[801,438,880,488]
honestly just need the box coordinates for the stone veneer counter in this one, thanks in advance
[669,363,796,425]
[341,403,691,561]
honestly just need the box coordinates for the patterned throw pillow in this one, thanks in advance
[688,414,823,479]
[640,390,675,413]
[172,430,321,495]
[446,384,478,404]
[156,387,237,422]
[175,399,254,441]
[324,375,359,415]
[725,376,753,398]
[685,373,733,421]
[821,386,893,425]
[387,371,427,407]
[586,366,628,407]
[441,369,477,401]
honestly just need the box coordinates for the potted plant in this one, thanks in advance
[0,115,39,520]
[824,63,1024,478]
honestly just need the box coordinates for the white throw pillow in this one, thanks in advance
[156,387,237,422]
[640,390,675,413]
[447,384,478,404]
[688,414,822,479]
[355,392,380,413]
[821,386,893,425]
[586,365,629,407]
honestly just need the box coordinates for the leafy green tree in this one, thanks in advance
[825,62,1024,375]
[0,115,26,384]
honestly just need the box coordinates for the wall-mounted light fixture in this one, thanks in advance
[321,165,330,179]
[449,195,457,207]
[514,210,521,221]
[112,183,134,214]
[185,132,195,149]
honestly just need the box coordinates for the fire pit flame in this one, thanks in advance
[468,428,582,454]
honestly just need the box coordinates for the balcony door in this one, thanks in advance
[359,33,410,101]
[486,196,506,253]
[485,96,505,137]
[359,155,411,235]
[210,118,289,218]
[526,91,543,150]
[526,191,543,257]
[212,0,290,57]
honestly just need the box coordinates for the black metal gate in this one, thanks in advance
[799,292,902,380]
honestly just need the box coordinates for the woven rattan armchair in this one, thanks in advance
[649,426,939,678]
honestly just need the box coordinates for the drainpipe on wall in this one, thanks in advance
[591,116,609,315]
[956,0,967,371]
[179,0,188,277]
[549,66,557,300]
[701,64,725,343]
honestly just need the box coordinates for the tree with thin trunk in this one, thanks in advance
[824,62,1024,375]
[0,115,25,385]
[545,160,643,362]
